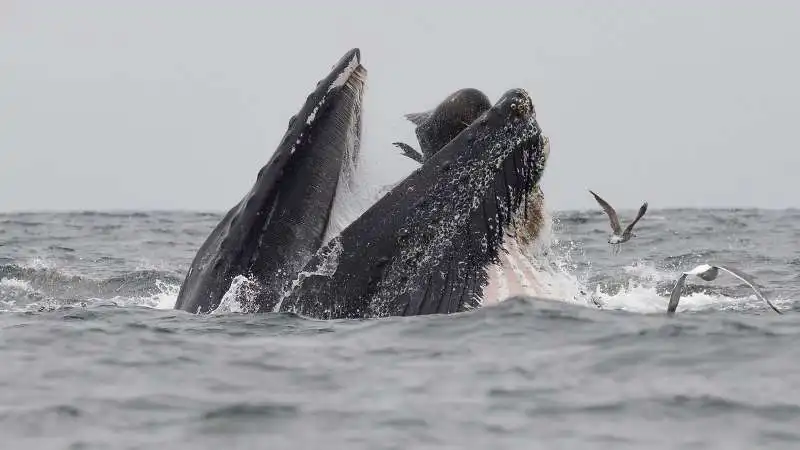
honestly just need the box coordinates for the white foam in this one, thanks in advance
[150,280,181,309]
[588,277,765,315]
[93,278,180,310]
[274,236,344,313]
[0,277,35,291]
[25,257,55,271]
[0,275,180,313]
[210,275,256,314]
[475,204,789,316]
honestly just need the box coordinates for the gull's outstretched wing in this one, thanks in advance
[589,190,622,234]
[715,264,783,315]
[623,202,649,236]
[667,273,688,316]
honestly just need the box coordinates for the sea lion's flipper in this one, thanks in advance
[392,142,424,164]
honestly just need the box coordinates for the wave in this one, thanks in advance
[0,201,793,319]
[0,263,180,313]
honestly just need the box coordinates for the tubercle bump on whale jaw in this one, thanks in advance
[239,49,368,213]
[261,49,365,174]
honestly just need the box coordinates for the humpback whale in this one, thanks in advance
[393,88,550,303]
[277,88,550,319]
[174,49,367,314]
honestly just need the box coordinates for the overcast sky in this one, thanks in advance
[1,0,798,212]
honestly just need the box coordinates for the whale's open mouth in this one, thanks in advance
[278,87,551,319]
[175,49,551,319]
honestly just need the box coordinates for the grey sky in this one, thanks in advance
[1,0,798,212]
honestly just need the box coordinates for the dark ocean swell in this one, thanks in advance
[1,209,799,449]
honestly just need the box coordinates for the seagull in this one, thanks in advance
[666,263,783,316]
[589,190,648,254]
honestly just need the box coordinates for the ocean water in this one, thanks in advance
[1,208,799,449]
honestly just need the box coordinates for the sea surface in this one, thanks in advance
[1,208,799,449]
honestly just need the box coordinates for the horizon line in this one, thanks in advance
[2,206,798,215]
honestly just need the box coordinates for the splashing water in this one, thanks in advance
[210,275,258,314]
[1,185,792,318]
[272,236,345,314]
[477,201,793,316]
[166,188,787,317]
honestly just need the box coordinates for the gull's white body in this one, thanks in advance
[608,234,624,245]
[667,263,782,315]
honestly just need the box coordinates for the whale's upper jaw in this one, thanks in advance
[243,48,367,218]
[271,48,364,160]
[234,49,367,299]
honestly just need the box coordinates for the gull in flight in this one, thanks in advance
[667,263,783,316]
[589,190,648,254]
